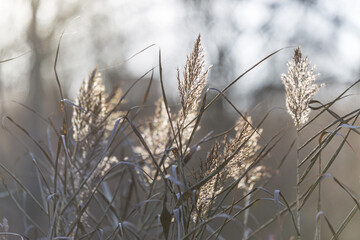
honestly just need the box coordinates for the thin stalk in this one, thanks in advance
[243,191,252,240]
[296,129,301,240]
[317,154,322,240]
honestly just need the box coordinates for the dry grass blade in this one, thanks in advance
[31,156,49,210]
[47,194,60,239]
[61,117,122,218]
[208,87,267,143]
[0,50,31,64]
[315,212,338,240]
[299,119,359,211]
[106,67,156,120]
[5,31,360,239]
[299,114,359,186]
[332,205,358,240]
[277,191,300,237]
[53,136,63,194]
[100,43,156,71]
[92,181,123,231]
[11,100,50,125]
[205,199,261,240]
[299,107,360,154]
[53,26,66,101]
[53,26,70,143]
[302,172,360,230]
[183,213,241,240]
[141,69,154,106]
[2,116,54,167]
[0,174,46,235]
[183,91,208,163]
[0,161,47,215]
[277,138,296,169]
[0,232,30,240]
[30,152,51,193]
[124,116,168,185]
[247,185,317,239]
[298,108,360,169]
[332,176,360,209]
[203,47,288,112]
[158,48,179,151]
[299,79,360,132]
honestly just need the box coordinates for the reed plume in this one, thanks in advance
[72,68,106,144]
[281,47,323,239]
[134,98,172,178]
[224,115,268,190]
[177,34,211,144]
[60,68,122,234]
[193,115,269,224]
[178,34,210,118]
[192,141,226,223]
[135,35,210,178]
[281,46,323,128]
[72,68,121,183]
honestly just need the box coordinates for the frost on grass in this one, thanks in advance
[281,47,323,128]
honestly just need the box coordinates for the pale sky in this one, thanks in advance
[1,0,360,103]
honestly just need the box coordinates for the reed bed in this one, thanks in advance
[0,34,359,240]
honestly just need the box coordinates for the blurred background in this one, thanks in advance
[1,0,360,239]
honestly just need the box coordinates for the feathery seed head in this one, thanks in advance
[193,141,226,222]
[224,116,267,190]
[72,68,107,143]
[177,34,210,119]
[193,114,269,222]
[133,98,172,178]
[281,46,323,128]
[66,68,122,232]
[176,34,211,153]
[134,35,212,179]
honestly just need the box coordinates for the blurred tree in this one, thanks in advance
[179,0,360,109]
[26,0,81,111]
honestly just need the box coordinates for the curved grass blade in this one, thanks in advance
[183,213,242,240]
[61,118,123,219]
[299,79,360,134]
[314,211,338,240]
[158,49,180,155]
[0,173,46,235]
[0,50,31,64]
[0,232,30,240]
[204,47,288,112]
[300,112,359,184]
[0,162,47,215]
[2,116,54,168]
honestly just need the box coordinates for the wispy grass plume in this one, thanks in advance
[282,46,323,129]
[281,46,323,239]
